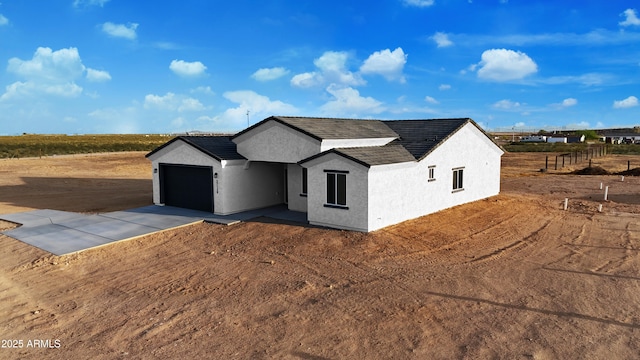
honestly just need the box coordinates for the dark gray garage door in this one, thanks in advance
[160,164,214,212]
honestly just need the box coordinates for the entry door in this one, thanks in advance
[160,164,214,212]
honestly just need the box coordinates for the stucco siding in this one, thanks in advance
[233,120,321,163]
[367,123,503,231]
[217,161,285,215]
[304,154,368,232]
[367,162,422,231]
[286,164,308,213]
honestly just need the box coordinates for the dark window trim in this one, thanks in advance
[326,171,347,207]
[324,204,349,210]
[323,169,349,174]
[301,167,308,196]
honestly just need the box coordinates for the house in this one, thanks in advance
[546,134,585,144]
[603,133,640,144]
[546,135,568,143]
[146,116,504,232]
[520,135,547,143]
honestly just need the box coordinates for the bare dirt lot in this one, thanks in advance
[0,152,639,359]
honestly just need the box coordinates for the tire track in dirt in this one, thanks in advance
[590,216,639,274]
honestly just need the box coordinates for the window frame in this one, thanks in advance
[452,167,464,192]
[324,170,349,209]
[428,165,436,182]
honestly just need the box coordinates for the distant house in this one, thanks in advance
[146,116,504,232]
[546,134,585,144]
[546,135,567,143]
[603,133,640,144]
[520,135,547,143]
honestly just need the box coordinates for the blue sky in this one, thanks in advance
[1,0,639,134]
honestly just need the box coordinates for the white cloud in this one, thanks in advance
[101,22,138,40]
[432,32,453,47]
[620,9,640,27]
[143,92,206,112]
[320,84,385,116]
[169,60,207,77]
[88,106,141,134]
[191,86,214,95]
[211,90,297,129]
[542,73,610,86]
[291,51,364,88]
[493,99,521,110]
[1,81,83,101]
[613,96,638,109]
[290,72,319,88]
[360,47,407,83]
[402,0,435,7]
[425,96,439,104]
[86,68,111,82]
[514,122,526,128]
[475,49,538,81]
[178,98,206,112]
[251,67,289,81]
[8,47,85,81]
[2,47,91,100]
[73,0,110,7]
[0,14,8,26]
[438,84,451,91]
[561,98,577,107]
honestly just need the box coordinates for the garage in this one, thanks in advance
[160,164,214,212]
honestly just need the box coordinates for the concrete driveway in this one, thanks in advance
[0,205,307,256]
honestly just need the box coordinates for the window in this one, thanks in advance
[301,168,308,196]
[325,170,348,208]
[428,165,436,182]
[452,167,464,191]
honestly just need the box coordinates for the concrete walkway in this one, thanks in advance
[0,205,307,256]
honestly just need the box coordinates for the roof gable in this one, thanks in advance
[146,136,245,161]
[383,118,471,160]
[300,143,415,168]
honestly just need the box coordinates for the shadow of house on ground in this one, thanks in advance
[0,177,152,213]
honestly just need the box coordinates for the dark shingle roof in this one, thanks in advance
[146,136,245,161]
[334,144,416,167]
[233,116,398,141]
[149,118,493,167]
[300,143,415,168]
[383,118,471,160]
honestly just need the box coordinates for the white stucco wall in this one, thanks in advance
[218,161,285,215]
[233,121,321,163]
[286,164,308,213]
[146,140,220,209]
[303,154,369,232]
[547,137,567,143]
[367,122,503,231]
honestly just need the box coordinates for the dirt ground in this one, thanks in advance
[0,151,639,359]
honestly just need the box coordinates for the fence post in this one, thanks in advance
[555,156,558,170]
[629,160,631,171]
[545,156,548,169]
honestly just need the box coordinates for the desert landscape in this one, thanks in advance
[0,151,639,359]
